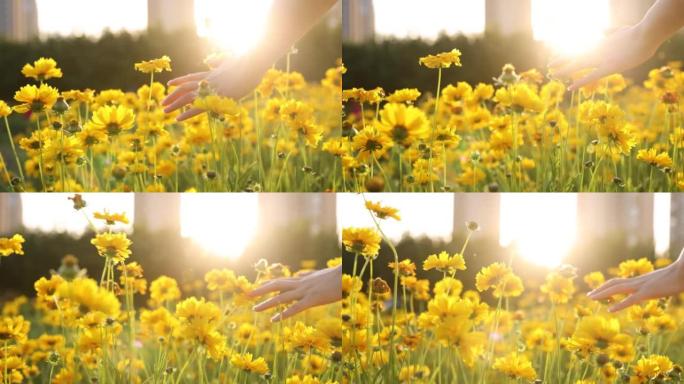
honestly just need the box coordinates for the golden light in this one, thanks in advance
[500,194,577,268]
[195,0,273,56]
[531,0,610,55]
[180,194,258,260]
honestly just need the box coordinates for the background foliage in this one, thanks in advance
[343,32,684,93]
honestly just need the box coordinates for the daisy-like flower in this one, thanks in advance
[90,232,132,263]
[93,210,130,225]
[377,103,429,148]
[87,105,135,136]
[475,262,524,298]
[230,353,269,376]
[21,57,63,81]
[386,88,421,104]
[342,227,382,258]
[193,95,240,118]
[150,276,181,304]
[0,234,25,257]
[0,100,11,117]
[492,352,537,380]
[13,84,59,113]
[419,49,462,69]
[423,251,466,273]
[134,55,172,74]
[204,269,237,293]
[398,365,430,383]
[540,271,576,304]
[637,148,673,169]
[0,316,30,344]
[365,200,401,221]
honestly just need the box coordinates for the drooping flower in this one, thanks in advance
[0,234,24,257]
[134,55,172,74]
[13,84,59,113]
[342,227,382,258]
[90,232,132,263]
[21,57,63,81]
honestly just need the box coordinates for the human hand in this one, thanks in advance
[161,53,272,121]
[247,265,342,322]
[550,24,661,91]
[587,255,684,312]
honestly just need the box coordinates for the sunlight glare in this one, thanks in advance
[195,0,273,55]
[654,194,671,256]
[500,194,577,268]
[532,0,610,55]
[180,194,258,260]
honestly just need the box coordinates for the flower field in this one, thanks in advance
[342,49,684,192]
[0,195,342,383]
[0,56,343,192]
[342,199,684,383]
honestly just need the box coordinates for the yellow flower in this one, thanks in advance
[150,276,181,304]
[583,271,605,290]
[0,316,30,344]
[637,148,673,169]
[230,353,269,376]
[365,200,400,220]
[630,355,674,384]
[88,105,135,136]
[352,127,393,158]
[475,262,523,298]
[93,210,129,225]
[540,271,576,304]
[90,232,132,262]
[493,352,536,380]
[21,57,63,81]
[423,251,466,273]
[0,234,25,257]
[134,55,172,74]
[204,269,237,293]
[193,95,240,118]
[342,227,382,258]
[419,49,462,69]
[13,84,59,113]
[0,100,11,117]
[377,103,429,147]
[617,258,654,278]
[386,88,421,104]
[398,365,430,383]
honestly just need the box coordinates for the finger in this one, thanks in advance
[163,92,197,114]
[167,72,208,86]
[588,278,627,296]
[569,66,613,91]
[587,281,638,300]
[247,279,298,298]
[176,108,204,122]
[253,289,303,312]
[162,82,199,107]
[272,299,309,323]
[608,291,648,312]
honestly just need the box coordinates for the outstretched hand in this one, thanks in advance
[161,54,271,121]
[247,265,342,322]
[550,25,660,91]
[587,255,684,312]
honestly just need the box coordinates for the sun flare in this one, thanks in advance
[180,194,258,260]
[194,0,273,56]
[531,0,610,56]
[500,194,578,268]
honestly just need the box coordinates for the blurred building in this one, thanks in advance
[148,0,195,33]
[0,194,22,234]
[342,0,375,43]
[258,194,337,234]
[576,194,654,247]
[327,0,343,29]
[670,194,684,256]
[453,193,500,240]
[134,194,181,233]
[0,0,38,42]
[610,0,654,28]
[485,0,532,37]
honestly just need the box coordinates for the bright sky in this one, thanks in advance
[21,193,259,260]
[337,193,455,242]
[339,193,672,268]
[373,0,611,55]
[373,0,485,39]
[35,0,273,55]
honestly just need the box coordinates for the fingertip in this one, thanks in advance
[270,313,283,323]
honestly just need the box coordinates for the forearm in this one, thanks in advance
[257,0,338,62]
[637,0,684,44]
